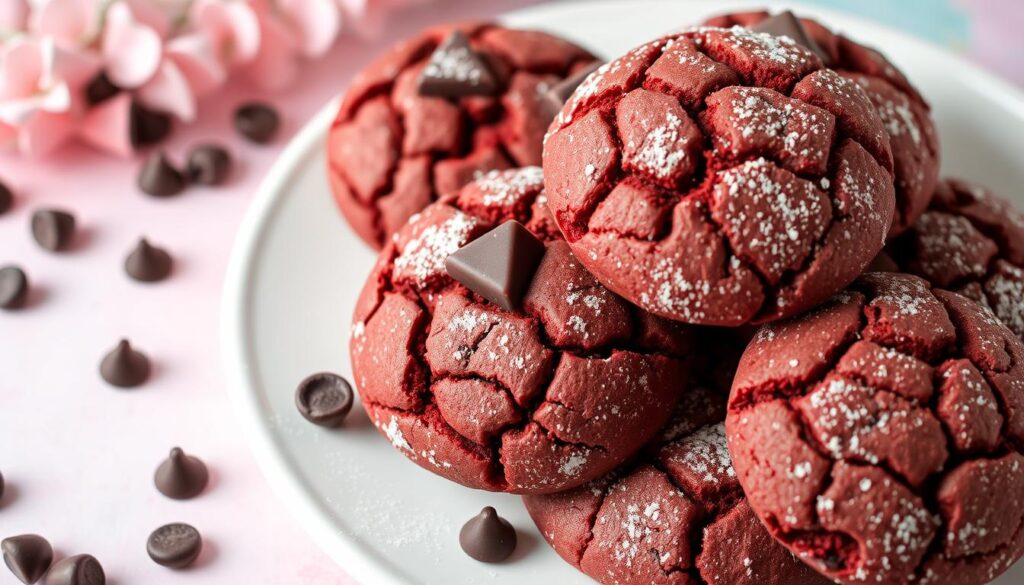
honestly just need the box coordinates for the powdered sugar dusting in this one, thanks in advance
[394,208,479,286]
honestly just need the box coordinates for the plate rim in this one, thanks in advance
[219,2,1024,584]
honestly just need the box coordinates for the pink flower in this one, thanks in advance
[239,0,342,91]
[0,0,29,32]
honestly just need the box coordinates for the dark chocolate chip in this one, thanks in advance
[541,60,603,119]
[154,447,209,500]
[130,103,172,147]
[85,73,120,105]
[31,209,76,252]
[445,221,546,311]
[459,507,517,563]
[234,102,279,143]
[186,145,232,185]
[295,373,354,427]
[138,152,187,197]
[147,523,203,569]
[125,238,172,283]
[750,11,830,64]
[417,31,499,98]
[99,339,151,388]
[42,554,104,585]
[2,534,54,585]
[0,469,4,500]
[0,266,29,310]
[0,179,12,215]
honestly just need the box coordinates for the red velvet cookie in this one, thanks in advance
[543,26,896,326]
[727,272,1024,585]
[888,178,1024,342]
[328,22,595,248]
[524,384,831,585]
[350,167,697,494]
[705,11,940,235]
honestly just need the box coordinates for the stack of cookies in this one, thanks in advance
[328,12,1024,585]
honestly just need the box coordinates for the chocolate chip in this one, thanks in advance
[125,238,172,283]
[0,469,4,500]
[2,534,54,585]
[234,102,279,143]
[186,145,232,185]
[542,60,603,119]
[99,339,151,388]
[445,221,546,311]
[0,266,28,310]
[85,73,120,105]
[751,11,830,64]
[130,103,172,148]
[154,447,209,500]
[147,523,202,569]
[138,152,187,197]
[459,507,517,563]
[42,554,104,585]
[418,31,499,98]
[0,179,12,215]
[295,373,354,427]
[31,209,76,252]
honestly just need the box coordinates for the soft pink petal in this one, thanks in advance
[18,109,76,156]
[281,0,341,57]
[0,0,29,31]
[124,0,172,39]
[137,60,195,122]
[50,44,101,96]
[192,0,261,65]
[0,121,19,152]
[165,34,226,97]
[103,2,163,89]
[76,92,134,157]
[32,0,98,48]
[0,40,43,100]
[241,11,300,91]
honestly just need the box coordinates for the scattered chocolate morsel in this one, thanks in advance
[147,523,202,569]
[295,373,354,427]
[234,102,279,143]
[542,60,603,119]
[750,10,830,64]
[85,72,120,105]
[0,266,29,310]
[130,103,172,148]
[459,507,517,563]
[31,209,76,252]
[0,179,12,215]
[124,238,172,283]
[2,534,54,585]
[445,221,546,311]
[42,554,104,585]
[138,152,187,197]
[154,447,209,500]
[186,145,232,185]
[417,30,499,98]
[99,339,151,388]
[0,468,4,499]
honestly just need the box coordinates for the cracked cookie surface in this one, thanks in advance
[350,167,696,494]
[543,26,896,326]
[726,272,1024,584]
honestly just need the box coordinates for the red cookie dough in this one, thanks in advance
[350,167,697,494]
[706,11,940,235]
[727,272,1024,585]
[543,27,896,326]
[525,385,832,585]
[327,22,595,248]
[889,178,1024,342]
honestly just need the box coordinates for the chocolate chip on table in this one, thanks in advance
[42,554,104,585]
[99,339,151,388]
[541,60,603,119]
[130,103,172,148]
[445,221,547,312]
[295,373,354,427]
[0,266,29,310]
[234,102,279,143]
[147,523,203,569]
[138,153,187,197]
[0,179,12,215]
[125,238,172,283]
[417,30,499,98]
[186,145,232,185]
[2,534,54,585]
[31,209,76,252]
[750,10,831,64]
[459,507,517,563]
[154,447,209,500]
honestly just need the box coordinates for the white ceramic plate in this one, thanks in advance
[221,1,1024,583]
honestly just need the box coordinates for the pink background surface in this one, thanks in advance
[0,1,1019,584]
